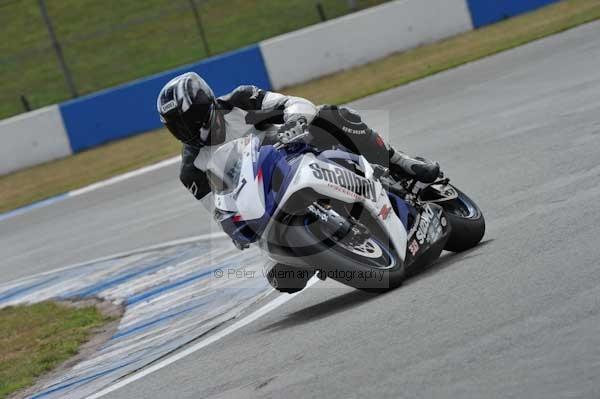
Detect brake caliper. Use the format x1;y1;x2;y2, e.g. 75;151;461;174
307;203;369;244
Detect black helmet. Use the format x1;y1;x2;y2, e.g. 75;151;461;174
157;72;221;148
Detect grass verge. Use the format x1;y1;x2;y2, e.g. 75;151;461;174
1;0;599;214
0;130;180;214
0;302;111;398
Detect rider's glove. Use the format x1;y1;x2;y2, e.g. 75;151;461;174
277;116;308;144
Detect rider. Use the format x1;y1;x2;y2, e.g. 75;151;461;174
156;72;440;201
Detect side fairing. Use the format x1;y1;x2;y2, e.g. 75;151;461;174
212;141;409;262
276;153;407;261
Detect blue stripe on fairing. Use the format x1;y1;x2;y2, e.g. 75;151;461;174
0;276;59;303
60;248;194;299
30;358;140;399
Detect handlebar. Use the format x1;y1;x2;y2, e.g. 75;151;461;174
273;131;311;150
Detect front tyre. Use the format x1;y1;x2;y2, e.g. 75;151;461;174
441;189;485;252
284;216;405;292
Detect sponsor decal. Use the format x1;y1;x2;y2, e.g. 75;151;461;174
429;209;444;243
443;186;457;198
341;126;367;135
378;204;391;220
415;205;436;244
408;239;420;256
232;178;247;200
309;162;377;202
161;100;177;113
415;206;445;245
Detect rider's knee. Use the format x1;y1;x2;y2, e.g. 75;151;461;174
312;105;374;151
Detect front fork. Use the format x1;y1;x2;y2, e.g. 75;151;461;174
306;202;369;245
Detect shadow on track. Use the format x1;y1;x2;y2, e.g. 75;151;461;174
260;239;493;333
404;239;494;284
259;289;380;333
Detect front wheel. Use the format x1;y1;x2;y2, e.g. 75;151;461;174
283;215;406;291
440;189;485;252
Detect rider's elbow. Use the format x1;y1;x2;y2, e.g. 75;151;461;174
180;167;210;200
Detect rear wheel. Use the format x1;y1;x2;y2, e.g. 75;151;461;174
440;189;485;252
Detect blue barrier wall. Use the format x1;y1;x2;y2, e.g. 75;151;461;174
60;45;271;153
466;0;560;28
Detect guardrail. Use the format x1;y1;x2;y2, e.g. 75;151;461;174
0;0;560;175
0;105;71;174
59;45;271;153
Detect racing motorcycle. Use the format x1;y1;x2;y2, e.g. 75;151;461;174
206;133;485;292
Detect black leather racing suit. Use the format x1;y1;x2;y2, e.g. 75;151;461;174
180;85;415;200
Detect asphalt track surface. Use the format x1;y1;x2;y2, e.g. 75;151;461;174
2;21;600;399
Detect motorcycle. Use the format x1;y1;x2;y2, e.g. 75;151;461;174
205;133;485;292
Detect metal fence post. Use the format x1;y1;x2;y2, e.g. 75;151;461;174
316;2;327;21
37;0;78;98
188;0;211;56
20;95;32;112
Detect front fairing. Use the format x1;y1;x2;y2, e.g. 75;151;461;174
210;136;289;244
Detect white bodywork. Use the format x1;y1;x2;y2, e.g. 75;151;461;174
208;136;266;221
209;136;408;262
279;153;407;261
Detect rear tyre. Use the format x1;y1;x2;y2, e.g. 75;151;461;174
441;189;485;252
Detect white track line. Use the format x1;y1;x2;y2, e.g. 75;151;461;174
69;156;179;196
0;156;180;223
87;276;318;399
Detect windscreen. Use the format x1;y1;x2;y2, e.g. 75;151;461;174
205;138;245;195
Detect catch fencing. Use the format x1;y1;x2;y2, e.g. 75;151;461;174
0;0;388;119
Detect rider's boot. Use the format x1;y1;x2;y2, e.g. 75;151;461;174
389;150;440;183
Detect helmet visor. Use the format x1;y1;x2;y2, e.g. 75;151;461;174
164;101;215;148
164;116;200;148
